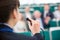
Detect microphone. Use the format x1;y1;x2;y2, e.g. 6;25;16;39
26;18;32;26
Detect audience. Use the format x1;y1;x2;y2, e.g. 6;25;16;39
53;5;60;19
33;10;44;30
18;4;60;29
14;13;28;33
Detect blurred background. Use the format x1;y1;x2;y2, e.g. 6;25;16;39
13;0;60;40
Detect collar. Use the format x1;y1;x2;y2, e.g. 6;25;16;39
0;23;13;32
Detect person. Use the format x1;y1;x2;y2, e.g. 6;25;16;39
24;6;32;19
53;5;60;19
13;13;28;33
41;4;54;19
41;4;54;28
0;0;43;40
33;10;44;30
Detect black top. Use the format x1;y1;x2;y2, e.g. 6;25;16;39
0;24;43;40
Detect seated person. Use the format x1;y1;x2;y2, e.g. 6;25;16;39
33;10;44;30
33;10;50;29
41;4;54;29
41;4;54;19
53;5;60;19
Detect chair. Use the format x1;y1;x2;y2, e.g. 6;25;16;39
58;21;60;27
18;32;32;36
49;20;57;27
40;30;50;40
49;27;60;40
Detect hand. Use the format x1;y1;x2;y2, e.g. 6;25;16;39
44;19;49;24
44;17;50;24
28;19;40;35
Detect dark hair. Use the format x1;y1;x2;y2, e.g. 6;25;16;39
0;0;20;23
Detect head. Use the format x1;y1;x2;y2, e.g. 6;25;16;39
45;16;51;20
33;10;41;19
58;5;60;11
25;6;30;13
0;0;20;27
44;4;50;10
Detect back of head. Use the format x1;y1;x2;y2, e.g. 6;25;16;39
0;0;20;23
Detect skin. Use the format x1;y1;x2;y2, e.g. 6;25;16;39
44;4;50;11
25;6;30;13
33;11;41;19
44;16;51;24
58;5;60;11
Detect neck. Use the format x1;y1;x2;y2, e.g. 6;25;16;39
7;20;16;28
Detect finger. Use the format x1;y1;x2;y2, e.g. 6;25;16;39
28;18;34;22
28;18;35;26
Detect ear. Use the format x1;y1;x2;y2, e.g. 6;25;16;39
12;9;18;19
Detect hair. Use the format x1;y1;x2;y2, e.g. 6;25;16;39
0;0;20;23
34;10;41;14
44;4;49;5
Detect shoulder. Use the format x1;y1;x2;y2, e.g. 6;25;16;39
0;32;37;40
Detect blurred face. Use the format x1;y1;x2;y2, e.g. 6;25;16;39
58;5;60;11
34;11;41;18
45;16;51;20
44;4;50;10
25;7;30;12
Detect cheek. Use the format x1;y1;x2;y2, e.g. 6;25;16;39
18;14;20;20
15;13;19;21
37;14;40;17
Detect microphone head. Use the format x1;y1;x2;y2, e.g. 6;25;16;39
26;18;31;22
26;18;32;26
